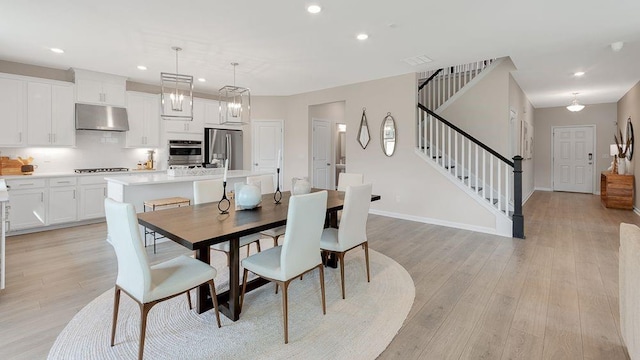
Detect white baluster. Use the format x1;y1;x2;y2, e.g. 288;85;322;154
475;144;479;192
490;155;494;206
498;159;502;212
506;163;510;216
468;138;472;189
482;148;486;199
429;114;434;159
447;127;451;171
457;65;461;93
454;131;458;179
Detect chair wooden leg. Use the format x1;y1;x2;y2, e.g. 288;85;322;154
110;286;121;347
138;303;152;360
208;280;222;328
256;240;261;253
318;265;326;314
273;235;280;247
186;290;192;310
364;242;371;282
240;268;249;310
281;280;290;344
338;252;346;299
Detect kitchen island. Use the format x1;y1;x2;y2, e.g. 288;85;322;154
105;170;269;213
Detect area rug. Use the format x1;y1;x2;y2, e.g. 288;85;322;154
47;248;414;360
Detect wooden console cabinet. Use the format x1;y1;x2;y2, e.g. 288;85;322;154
601;172;634;209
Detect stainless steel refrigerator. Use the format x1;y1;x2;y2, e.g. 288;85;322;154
204;128;244;169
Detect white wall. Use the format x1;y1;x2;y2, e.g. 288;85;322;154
509;74;536;201
617;80;640;208
254;73;500;234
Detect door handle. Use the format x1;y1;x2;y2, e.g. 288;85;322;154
588;153;593;160
254;163;258;166
326;163;331;166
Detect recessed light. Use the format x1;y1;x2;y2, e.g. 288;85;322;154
50;48;64;54
574;71;585;77
137;65;147;70
307;5;322;14
356;33;369;41
198;78;206;82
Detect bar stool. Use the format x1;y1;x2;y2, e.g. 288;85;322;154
143;196;190;253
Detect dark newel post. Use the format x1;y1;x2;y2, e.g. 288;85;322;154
512;156;525;239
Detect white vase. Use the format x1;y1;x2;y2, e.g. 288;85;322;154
618;157;627;175
235;183;262;209
292;177;311;195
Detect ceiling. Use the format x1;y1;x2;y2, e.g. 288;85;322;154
2;0;640;108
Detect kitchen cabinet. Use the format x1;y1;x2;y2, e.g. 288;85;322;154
0;76;26;146
79;176;107;220
5;179;46;231
74;69;127;107
48;177;77;224
163;115;204;134
27;82;75;146
194;98;220;127
126;91;160;147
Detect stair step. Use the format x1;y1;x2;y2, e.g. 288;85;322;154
471;186;482;191
458;176;469;180
432;155;442;159
444;165;455;169
486;198;499;205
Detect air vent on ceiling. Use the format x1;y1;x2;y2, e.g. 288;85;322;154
403;55;433;66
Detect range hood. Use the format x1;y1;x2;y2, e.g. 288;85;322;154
75;103;129;131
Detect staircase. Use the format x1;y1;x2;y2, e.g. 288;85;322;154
416;59;524;238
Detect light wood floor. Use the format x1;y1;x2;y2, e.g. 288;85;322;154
0;191;636;359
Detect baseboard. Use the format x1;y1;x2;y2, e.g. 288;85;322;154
369;208;509;238
523;189;535;204
634;207;640;217
7;218;105;236
534;187;552;192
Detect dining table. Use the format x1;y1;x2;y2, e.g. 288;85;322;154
137;188;381;321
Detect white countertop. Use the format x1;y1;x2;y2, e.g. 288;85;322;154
105;170;268;186
0;169;164;180
0;179;8;202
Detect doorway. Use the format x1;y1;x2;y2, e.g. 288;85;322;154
312;118;332;189
552;125;595;193
252;120;283;186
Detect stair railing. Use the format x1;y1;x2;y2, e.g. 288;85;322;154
417;103;524;238
418;59;495;111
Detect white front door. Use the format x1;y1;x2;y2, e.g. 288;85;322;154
252;120;283;186
553;126;595;193
312;119;332;189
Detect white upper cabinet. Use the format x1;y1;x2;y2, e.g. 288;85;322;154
0;76;26;146
73;69;127;107
163;98;204;134
27;81;75;146
126;91;160;148
199;98;220;127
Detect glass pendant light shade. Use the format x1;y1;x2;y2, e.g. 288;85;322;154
219;63;250;125
566;93;585;112
161;46;193;120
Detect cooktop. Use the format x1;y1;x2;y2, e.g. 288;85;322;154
74;167;129;174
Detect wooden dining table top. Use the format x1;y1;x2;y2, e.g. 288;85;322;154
137;189;381;251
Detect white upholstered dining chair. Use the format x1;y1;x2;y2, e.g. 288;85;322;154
337;172;363;191
193;179;262;259
240;190;328;344
320;183;372;299
105;198;221;360
247;174;287;246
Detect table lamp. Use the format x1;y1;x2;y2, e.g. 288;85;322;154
610;144;618;173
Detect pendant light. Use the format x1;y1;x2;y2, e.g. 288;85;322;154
219;62;250;125
161;46;194;120
566;92;585;112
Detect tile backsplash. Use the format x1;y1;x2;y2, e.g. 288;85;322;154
0;131;159;173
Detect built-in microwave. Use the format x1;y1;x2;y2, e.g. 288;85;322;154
167;140;203;166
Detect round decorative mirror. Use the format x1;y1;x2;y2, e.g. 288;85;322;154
381;112;396;156
627;117;634;160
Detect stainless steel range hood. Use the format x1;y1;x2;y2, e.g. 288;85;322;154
75;103;129;131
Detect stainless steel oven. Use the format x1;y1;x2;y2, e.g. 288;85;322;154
168;140;203;166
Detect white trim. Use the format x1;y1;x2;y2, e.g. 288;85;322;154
534;187;552;192
369;209;512;238
633;207;640;217
550;124;597;194
434;58;504;115
7;218;104;236
523;188;535;204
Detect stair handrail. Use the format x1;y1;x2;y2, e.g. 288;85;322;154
418;103;514;167
418;68;443;91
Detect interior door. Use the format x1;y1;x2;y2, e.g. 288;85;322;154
312;119;332;189
553;126;594;193
252;120;283;185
